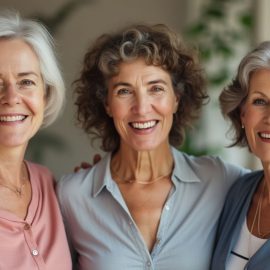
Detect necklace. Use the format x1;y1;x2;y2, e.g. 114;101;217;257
0;181;26;197
0;165;28;198
250;181;270;238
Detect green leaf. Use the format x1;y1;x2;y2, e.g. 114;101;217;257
239;13;253;29
186;23;207;37
209;69;230;85
204;6;225;19
200;48;212;61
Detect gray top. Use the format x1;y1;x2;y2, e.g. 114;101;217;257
57;147;248;270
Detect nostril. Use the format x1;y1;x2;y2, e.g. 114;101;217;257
0;88;21;105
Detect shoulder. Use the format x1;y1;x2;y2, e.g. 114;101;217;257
216;170;263;237
172;147;248;179
25;161;54;188
173;146;227;169
56;167;94;216
25;160;53;177
218;170;263;226
56;153;110;204
57;167;92;195
225;170;263;201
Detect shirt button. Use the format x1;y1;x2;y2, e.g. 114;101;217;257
146;261;151;267
24;224;31;230
32;249;39;256
165;204;170;210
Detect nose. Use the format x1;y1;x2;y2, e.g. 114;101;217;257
0;83;21;106
131;93;153;115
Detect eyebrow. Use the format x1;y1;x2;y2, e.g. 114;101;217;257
147;79;168;85
250;90;269;97
0;71;40;77
17;72;40;78
112;82;131;88
112;79;168;88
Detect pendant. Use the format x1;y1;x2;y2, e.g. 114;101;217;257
15;188;22;197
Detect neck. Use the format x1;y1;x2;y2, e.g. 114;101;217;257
0;145;27;187
261;161;270;203
111;142;174;184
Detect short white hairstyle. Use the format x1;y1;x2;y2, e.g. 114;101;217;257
0;11;65;127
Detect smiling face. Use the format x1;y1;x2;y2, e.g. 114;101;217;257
105;58;179;151
241;69;270;163
0;38;45;149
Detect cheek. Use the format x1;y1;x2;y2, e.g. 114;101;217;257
244;108;260;126
109;99;130;119
159;98;177;116
111;106;126;120
26;94;46;115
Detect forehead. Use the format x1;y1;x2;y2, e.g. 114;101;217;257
109;58;171;84
0;38;40;74
249;69;270;90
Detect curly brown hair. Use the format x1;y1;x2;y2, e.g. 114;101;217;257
74;23;208;152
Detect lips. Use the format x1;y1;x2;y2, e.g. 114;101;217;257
130;120;158;130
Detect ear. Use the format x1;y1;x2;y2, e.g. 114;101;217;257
43;85;49;104
240;104;246;126
104;101;112;117
173;93;180;113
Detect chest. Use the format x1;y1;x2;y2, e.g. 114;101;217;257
0;181;31;219
73;184;218;270
118;178;172;251
71;176;229;270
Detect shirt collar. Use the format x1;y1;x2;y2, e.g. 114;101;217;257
92;147;201;197
92;152;116;197
171;147;201;183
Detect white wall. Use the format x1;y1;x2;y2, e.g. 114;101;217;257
254;0;270;43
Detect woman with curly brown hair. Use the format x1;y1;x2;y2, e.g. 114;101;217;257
57;23;247;270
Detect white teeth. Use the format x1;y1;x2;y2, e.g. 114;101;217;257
132;121;156;129
260;133;270;139
0;115;26;122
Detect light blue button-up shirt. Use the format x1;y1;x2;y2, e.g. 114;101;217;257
57;147;248;270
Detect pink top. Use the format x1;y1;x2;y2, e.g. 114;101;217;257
0;161;72;270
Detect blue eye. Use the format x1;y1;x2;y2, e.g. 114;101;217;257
117;88;131;96
150;86;164;93
18;79;35;88
253;98;267;105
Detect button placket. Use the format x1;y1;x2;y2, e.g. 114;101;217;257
32;249;39;256
22;222;46;268
24;223;31;230
146;260;152;269
23;223;39;257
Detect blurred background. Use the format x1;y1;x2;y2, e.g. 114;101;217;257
0;0;269;179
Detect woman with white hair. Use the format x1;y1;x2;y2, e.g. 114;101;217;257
0;11;71;269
